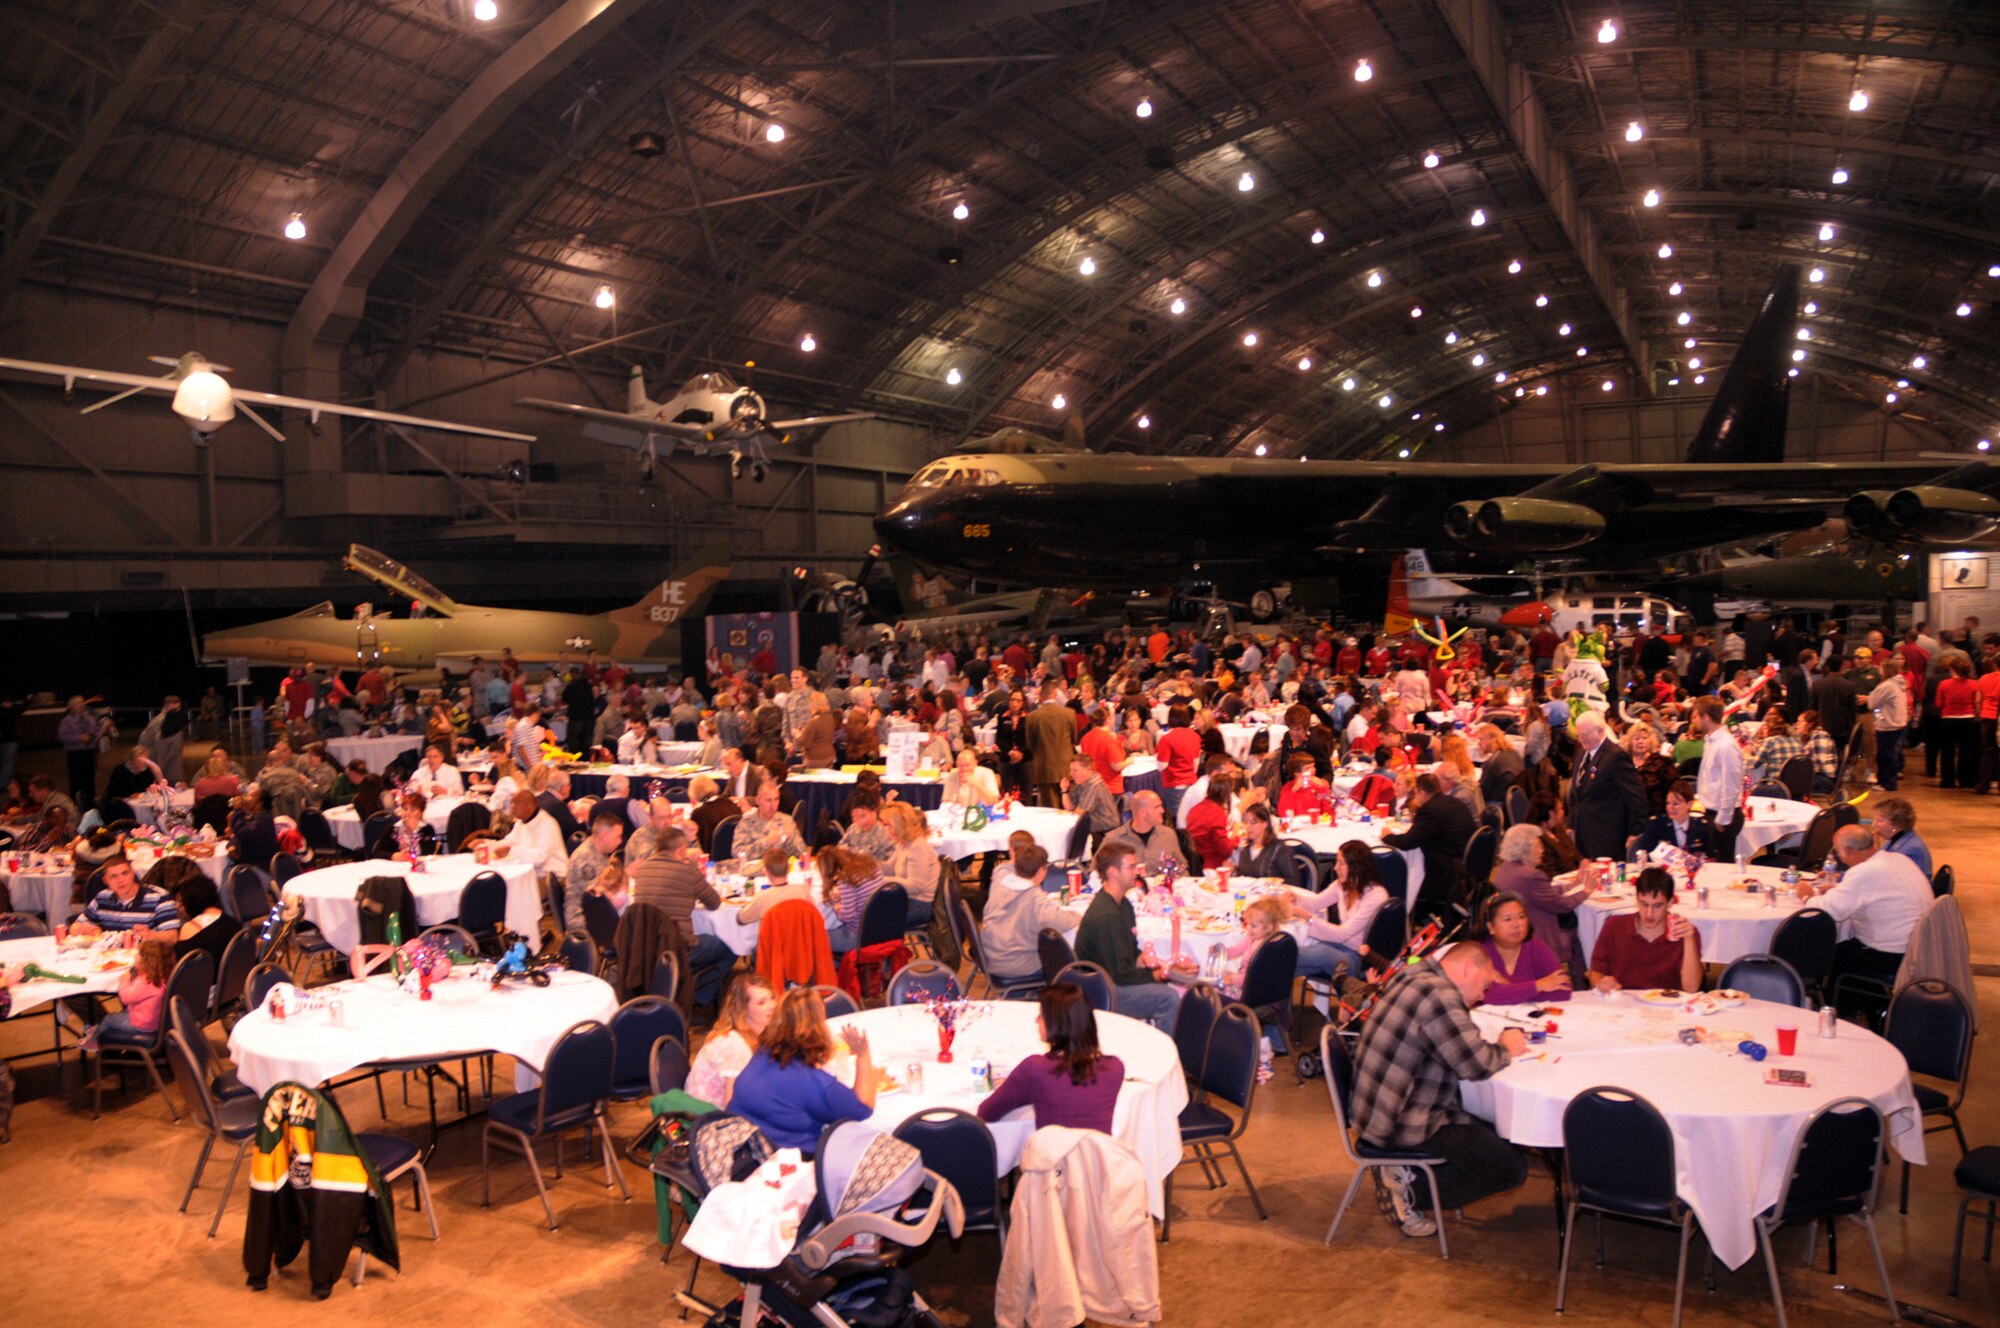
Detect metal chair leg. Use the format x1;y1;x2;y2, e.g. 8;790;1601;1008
1950;1195;1973;1296
519;1132;559;1230
1757;1221;1790;1328
1417;1163;1451;1259
1671;1214;1694;1328
1224;1139;1267;1220
412;1165;440;1239
1857;1213;1899;1322
597;1115;631;1199
181;1134;217;1213
1555;1199;1580;1312
143;1051;180;1121
208;1138;251;1238
1326;1169;1366;1244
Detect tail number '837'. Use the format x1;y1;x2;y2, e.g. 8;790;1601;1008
961;522;992;539
647;579;689;624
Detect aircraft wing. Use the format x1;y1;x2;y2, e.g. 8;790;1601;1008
0;357;178;392
516;398;707;439
769;411;876;431
230;387;534;442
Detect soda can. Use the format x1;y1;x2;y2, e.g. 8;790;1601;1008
327;997;345;1028
968;1056;991;1093
905;1060;924;1094
1818;1006;1839;1039
1695;885;1710;908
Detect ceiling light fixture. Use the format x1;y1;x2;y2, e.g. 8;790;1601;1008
1809;267;1825;282
1897;379;1910;389
1535;294;1550;307
593;284;615;309
1169;296;1187;315
1310;228;1326;245
1831;164;1850;184
1819;223;1836;242
1378;393;1393;408
1052;393;1068;409
1297;355;1314;371
1885;391;1898;403
1445;331;1459;345
1367;271;1384;287
283;212;307;240
1657;243;1673;259
1978;438;1993;451
473;0;497;19
1576;346;1589;356
1254;443;1267;456
1472;353;1486;366
1803;301;1818;314
1849;87;1869;112
1684;337;1696;349
1135;97;1153;118
952;201;970;221
1797;328;1811;340
797;332;816;351
1508;259;1523;274
1642;188;1661;207
1354;59;1373;82
945;367;961;385
1535;384;1548;396
1237;171;1255;192
1242;331;1260;347
1136;414;1150;429
1677;310;1693;325
1792;349;1807;362
1423;152;1441;169
1558;322;1572;335
1669;281;1683;296
1601;379;1615;391
1342;377;1357;391
1598;19;1618;43
1789;368;1800;377
764;123;786;143
1409;306;1423;318
1956;302;1974;317
1912;355;1929;369
1625;121;1644;142
1689;357;1702;368
1078;256;1096;276
1469;208;1487;226
1693;374;1706;384
1493;370;1506;381
1398;448;1412;458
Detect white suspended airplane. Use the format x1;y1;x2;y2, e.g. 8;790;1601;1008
0;352;535;445
519;364;874;480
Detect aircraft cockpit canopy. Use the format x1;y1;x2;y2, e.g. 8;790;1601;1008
908;459;1005;490
689;370;741;394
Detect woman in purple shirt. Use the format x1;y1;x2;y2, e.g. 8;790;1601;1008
1476;891;1573;1006
977;983;1124;1134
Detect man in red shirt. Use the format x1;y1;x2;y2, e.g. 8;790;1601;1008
1586;868;1703;994
1003;638;1032;676
1364;642;1393;677
1154;704;1203;822
1079;707;1127;796
1529;626;1560;670
1313;630;1335;669
1336;637;1361;675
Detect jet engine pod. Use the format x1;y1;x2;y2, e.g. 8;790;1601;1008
1843;490;1896;537
1446;497;1606;553
1884;486;2000;544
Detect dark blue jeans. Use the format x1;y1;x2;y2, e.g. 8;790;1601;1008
1875;728;1904;791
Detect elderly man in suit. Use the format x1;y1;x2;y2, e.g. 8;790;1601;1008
1024;683;1080;808
1566;710;1648;861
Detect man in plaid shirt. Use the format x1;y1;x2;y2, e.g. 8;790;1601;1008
1349;945;1528;1237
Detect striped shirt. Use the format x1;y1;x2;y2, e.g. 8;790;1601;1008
84;883;184;933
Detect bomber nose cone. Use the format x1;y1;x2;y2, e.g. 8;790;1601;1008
874;493;936;552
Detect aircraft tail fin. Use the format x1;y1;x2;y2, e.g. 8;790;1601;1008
626;364;650;414
891;557;973;615
608;540;732;643
1681;263;1798;465
1384;555;1417;637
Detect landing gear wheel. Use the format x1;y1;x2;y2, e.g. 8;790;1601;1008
1249;588;1279;622
749;460;768;482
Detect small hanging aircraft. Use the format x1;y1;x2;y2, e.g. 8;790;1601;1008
0;352;535;444
518;364;874;480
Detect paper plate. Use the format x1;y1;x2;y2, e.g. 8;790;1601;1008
1632;988;1691;1006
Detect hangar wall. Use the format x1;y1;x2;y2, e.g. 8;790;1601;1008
1418;373;1955;465
0;287;930;608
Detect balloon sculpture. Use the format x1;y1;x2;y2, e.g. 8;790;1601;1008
1414;616;1469;663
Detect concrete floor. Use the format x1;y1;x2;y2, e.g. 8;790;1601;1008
3;774;1994;1327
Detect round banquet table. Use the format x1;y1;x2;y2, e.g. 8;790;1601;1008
127;845;231;893
1119;756;1162;798
228;967;619;1096
1461;990;1924;1269
1267;816;1427;914
2;857;79;922
0;935;129;1018
324;796;470;851
282;855;542;955
784;772;944;834
566;764;709;799
126;788;194;826
692;869;838;957
927;805;1081;862
1573;862;1852;968
1218;721;1285;764
1730;796;1818;858
830;1002;1188;1218
327;734;423;773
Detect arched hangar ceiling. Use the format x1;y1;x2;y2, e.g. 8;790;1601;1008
2;0;1996;462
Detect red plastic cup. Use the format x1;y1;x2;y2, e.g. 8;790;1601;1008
1775;1024;1798;1057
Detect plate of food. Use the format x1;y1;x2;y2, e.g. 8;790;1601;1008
1708;988;1749;1003
1632;988;1690;1006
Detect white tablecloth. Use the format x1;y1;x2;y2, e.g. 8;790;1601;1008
327;734;423;772
1218;722;1285;764
1267;818;1426;914
692;873;837;957
324;796;472;851
283;855;542;955
1462;991;1924;1268
0;935;128;1016
3;863;76;921
127;788;194;826
833;1002;1189;1218
1056;875;1308;967
228;968;619;1095
1574;862;1852;968
1732;796;1818;857
927;806;1080;862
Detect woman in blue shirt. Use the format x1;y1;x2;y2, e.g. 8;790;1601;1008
1872;796;1933;878
730;989;878;1153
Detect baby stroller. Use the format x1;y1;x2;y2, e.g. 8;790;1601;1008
673;1114;964;1328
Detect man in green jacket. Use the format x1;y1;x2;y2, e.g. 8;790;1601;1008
1074;840;1181;1032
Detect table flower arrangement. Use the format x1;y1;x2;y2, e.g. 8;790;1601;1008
924;994;988;1062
